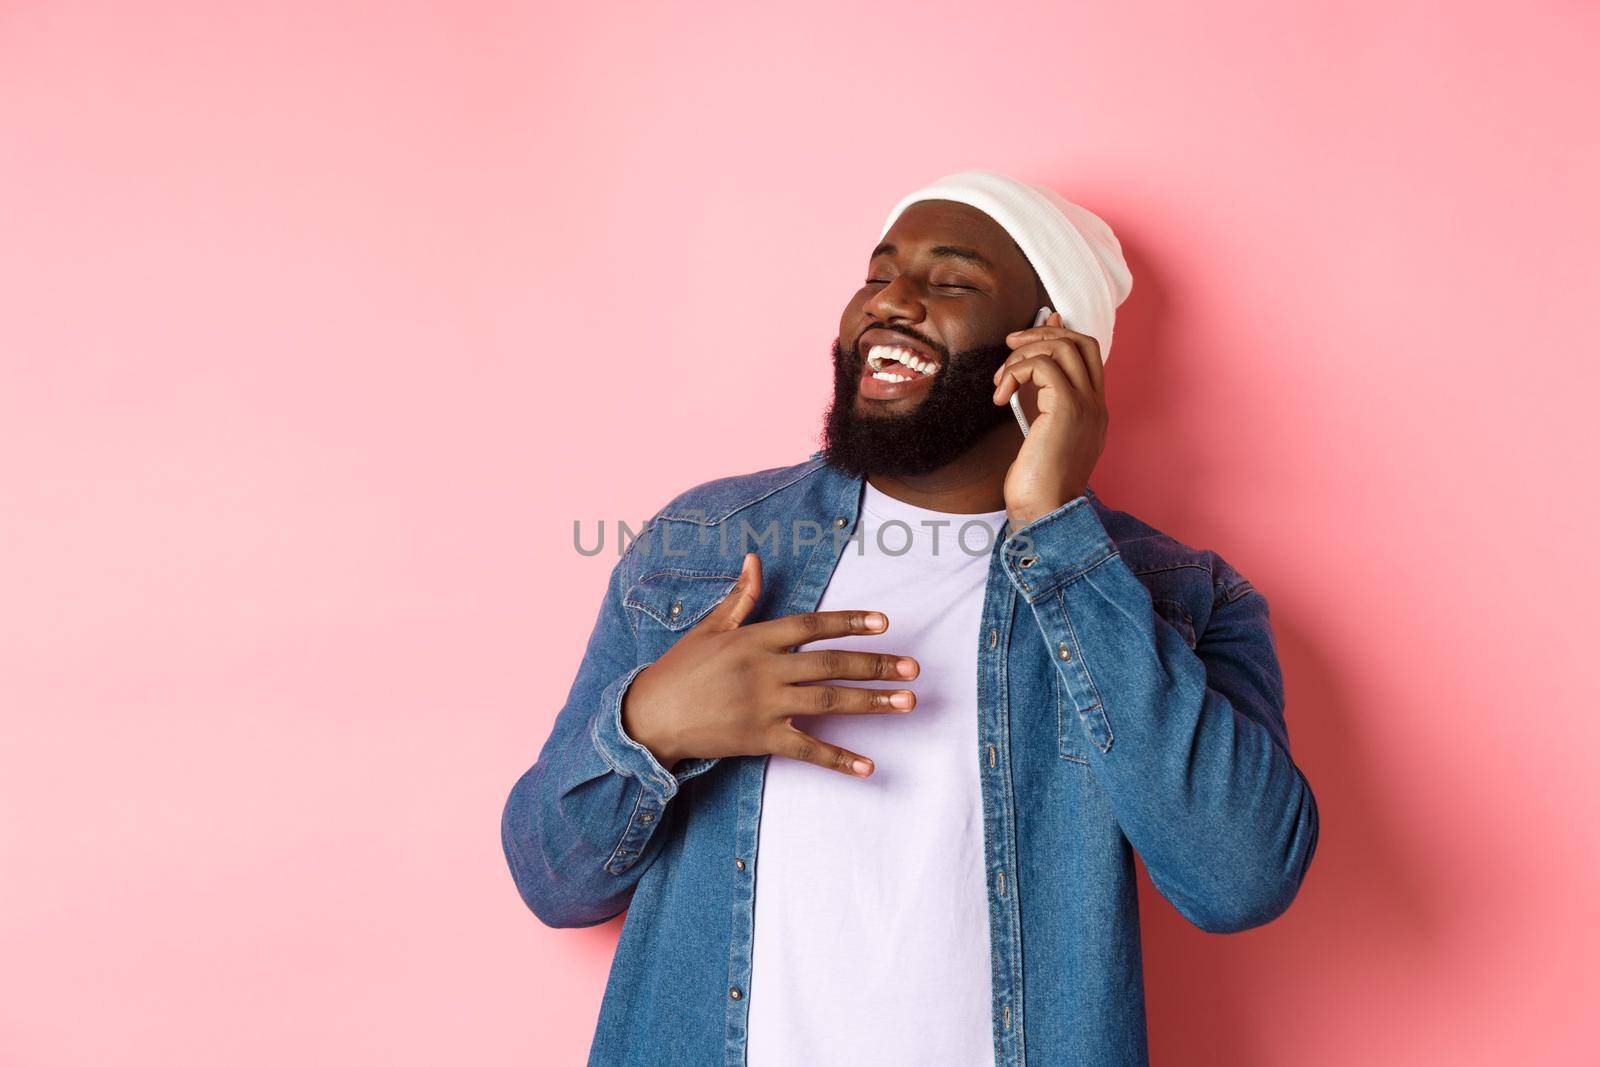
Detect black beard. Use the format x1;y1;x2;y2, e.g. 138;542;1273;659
821;334;1016;477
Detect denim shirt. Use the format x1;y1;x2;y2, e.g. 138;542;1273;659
502;454;1319;1066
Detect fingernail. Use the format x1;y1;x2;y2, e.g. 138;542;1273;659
896;658;917;678
889;691;913;709
851;758;873;777
864;612;887;631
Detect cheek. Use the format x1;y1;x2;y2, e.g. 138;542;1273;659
928;316;985;355
937;310;1005;352
840;291;869;327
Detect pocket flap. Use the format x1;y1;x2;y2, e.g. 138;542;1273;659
624;570;740;631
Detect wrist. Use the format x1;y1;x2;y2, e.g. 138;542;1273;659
1008;503;1052;527
1009;483;1087;529
620;682;683;771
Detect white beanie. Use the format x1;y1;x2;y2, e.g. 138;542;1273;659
878;170;1134;361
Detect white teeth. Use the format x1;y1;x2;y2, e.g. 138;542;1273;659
866;344;938;376
871;371;913;382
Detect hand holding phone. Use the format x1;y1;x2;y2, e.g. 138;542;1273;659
994;305;1110;526
1008;305;1055;437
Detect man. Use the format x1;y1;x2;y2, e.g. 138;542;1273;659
502;170;1319;1066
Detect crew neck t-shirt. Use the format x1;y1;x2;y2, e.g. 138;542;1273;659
745;482;1007;1066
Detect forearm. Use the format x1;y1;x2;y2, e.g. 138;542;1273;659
1006;497;1319;932
501;666;683;927
501;544;720;928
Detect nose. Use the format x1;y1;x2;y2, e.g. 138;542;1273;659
862;274;926;325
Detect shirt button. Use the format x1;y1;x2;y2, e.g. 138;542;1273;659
988;628;998;649
1059;641;1072;662
734;857;746;871
729;987;743;1000
834;517;848;528
988;744;997;768
639;811;654;824
1019;555;1038;569
669;601;682;619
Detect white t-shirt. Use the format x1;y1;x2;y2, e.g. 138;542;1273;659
746;482;1006;1066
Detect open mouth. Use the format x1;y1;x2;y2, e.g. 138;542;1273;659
863;343;940;383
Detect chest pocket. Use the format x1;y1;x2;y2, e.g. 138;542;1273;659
624;569;740;653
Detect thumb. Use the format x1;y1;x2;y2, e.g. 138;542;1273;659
706;552;762;631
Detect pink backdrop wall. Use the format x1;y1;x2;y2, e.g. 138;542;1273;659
3;2;1596;1063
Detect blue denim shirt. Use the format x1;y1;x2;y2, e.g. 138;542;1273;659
502;454;1318;1066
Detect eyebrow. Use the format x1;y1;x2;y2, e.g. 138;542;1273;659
870;241;996;271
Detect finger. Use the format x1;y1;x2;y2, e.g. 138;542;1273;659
995;342;1093;401
1081;330;1105;396
1004;321;1070;344
1043;336;1095;397
781;648;919;683
994;338;1070;383
703;552;762;632
993;354;1068;406
993;343;1043;384
747;608;889;649
994;335;1091;387
1036;313;1104;395
789;683;918;715
770;723;876;778
1036;313;1100;396
1004;318;1100;348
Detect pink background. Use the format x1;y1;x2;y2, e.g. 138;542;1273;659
2;2;1596;1063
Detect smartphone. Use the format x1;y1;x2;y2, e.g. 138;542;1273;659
1009;305;1054;437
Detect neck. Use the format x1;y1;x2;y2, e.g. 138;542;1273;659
866;421;1020;514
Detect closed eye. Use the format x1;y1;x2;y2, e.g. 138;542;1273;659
863;278;977;291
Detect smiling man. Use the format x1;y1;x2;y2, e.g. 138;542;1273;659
502;170;1319;1066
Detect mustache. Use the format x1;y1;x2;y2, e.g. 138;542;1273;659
852;324;949;362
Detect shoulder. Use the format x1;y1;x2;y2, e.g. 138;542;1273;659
1086;488;1257;606
651;452;842;526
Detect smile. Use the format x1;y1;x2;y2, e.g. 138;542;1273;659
864;344;940;382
